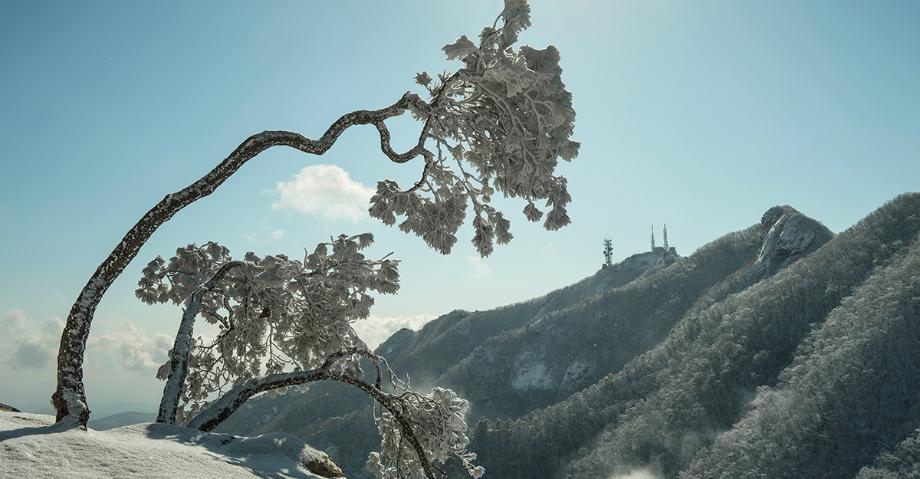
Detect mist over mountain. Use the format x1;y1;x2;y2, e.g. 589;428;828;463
221;193;920;478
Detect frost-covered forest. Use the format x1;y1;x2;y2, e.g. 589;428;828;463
220;195;920;478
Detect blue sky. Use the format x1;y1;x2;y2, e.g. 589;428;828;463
1;0;918;414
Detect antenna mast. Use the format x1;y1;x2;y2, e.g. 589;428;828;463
603;238;613;268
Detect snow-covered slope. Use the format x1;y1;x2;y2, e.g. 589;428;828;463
0;412;343;478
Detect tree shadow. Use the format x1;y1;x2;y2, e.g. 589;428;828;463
1;412;337;477
143;422;339;478
0;413;74;442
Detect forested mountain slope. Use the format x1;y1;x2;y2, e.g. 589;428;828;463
378;247;679;386
439;205;830;422
857;426;920;478
220;199;857;478
218;244;679;465
471;193;920;478
683;231;920;478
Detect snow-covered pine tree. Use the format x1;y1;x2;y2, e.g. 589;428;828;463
52;4;579;464
136;235;481;478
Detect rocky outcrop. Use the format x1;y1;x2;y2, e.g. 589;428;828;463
0;403;20;413
145;422;346;478
217;431;346;477
755;205;833;275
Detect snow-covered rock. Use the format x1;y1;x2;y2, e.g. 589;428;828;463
560;361;593;390
0;412;344;478
755;205;833;274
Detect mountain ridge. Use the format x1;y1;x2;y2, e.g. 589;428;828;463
222;194;920;478
473;193;920;478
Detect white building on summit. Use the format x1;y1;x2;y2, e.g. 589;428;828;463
604;226;678;269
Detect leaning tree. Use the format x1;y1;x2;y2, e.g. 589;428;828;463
137;235;483;478
53;0;578;443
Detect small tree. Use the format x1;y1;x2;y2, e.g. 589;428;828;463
53;0;578;434
136;236;393;422
137;235;482;478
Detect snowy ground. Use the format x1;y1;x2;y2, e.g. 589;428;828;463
0;412;343;478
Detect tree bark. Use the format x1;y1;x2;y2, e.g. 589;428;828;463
157;261;244;424
53;93;425;427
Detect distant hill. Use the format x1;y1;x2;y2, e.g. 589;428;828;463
89;411;157;431
222;194;920;479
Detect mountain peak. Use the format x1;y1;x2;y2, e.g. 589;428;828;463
756;205;833;274
760;205;800;231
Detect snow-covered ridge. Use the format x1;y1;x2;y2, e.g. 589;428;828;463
0;412;343;478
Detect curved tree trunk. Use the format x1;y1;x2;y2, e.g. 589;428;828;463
52;93;426;427
156;295;201;424
185;367;437;479
156;261;244;424
185;369;327;432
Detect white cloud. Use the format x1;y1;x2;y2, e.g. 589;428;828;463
467;255;493;278
0;310;62;370
273;164;374;221
11;341;54;369
353;314;436;350
0;309;27;336
242;229;288;243
0;310;170;373
87;323;172;372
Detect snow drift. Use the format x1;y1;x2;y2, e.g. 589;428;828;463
0;411;343;478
